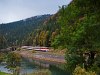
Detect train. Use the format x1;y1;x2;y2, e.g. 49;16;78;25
21;46;49;52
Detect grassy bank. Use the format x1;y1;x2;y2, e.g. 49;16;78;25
28;69;51;75
0;72;11;75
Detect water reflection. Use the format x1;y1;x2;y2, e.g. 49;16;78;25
0;64;12;74
0;59;70;75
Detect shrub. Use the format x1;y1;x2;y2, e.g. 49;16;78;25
73;66;96;75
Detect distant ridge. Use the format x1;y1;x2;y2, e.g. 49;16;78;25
0;14;51;46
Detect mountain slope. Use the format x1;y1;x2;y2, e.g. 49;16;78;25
25;0;100;73
0;14;51;46
24;12;61;46
52;0;100;73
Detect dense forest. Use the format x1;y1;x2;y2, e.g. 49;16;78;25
25;13;60;46
0;14;51;48
0;0;100;74
26;0;100;74
53;0;100;74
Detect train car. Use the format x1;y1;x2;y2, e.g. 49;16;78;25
33;47;49;52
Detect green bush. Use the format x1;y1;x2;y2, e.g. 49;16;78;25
0;53;5;63
73;66;96;75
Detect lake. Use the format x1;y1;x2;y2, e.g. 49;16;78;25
0;58;70;75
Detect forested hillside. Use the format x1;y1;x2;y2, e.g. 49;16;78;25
22;0;100;73
0;0;100;74
24;13;60;46
52;0;100;74
0;14;51;47
0;35;7;49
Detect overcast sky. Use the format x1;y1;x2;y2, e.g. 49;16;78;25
0;0;72;23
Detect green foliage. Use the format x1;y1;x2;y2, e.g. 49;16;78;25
0;72;11;75
0;53;5;63
6;52;21;68
51;0;100;73
0;15;51;47
16;48;21;51
73;66;96;75
0;35;7;49
25;14;60;47
65;53;84;72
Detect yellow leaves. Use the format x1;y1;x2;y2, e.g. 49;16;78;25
38;31;47;46
73;66;96;75
86;71;96;75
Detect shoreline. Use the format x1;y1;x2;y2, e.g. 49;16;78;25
15;50;66;64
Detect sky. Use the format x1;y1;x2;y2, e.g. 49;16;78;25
0;0;72;23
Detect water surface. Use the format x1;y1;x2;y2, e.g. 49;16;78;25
0;58;70;75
